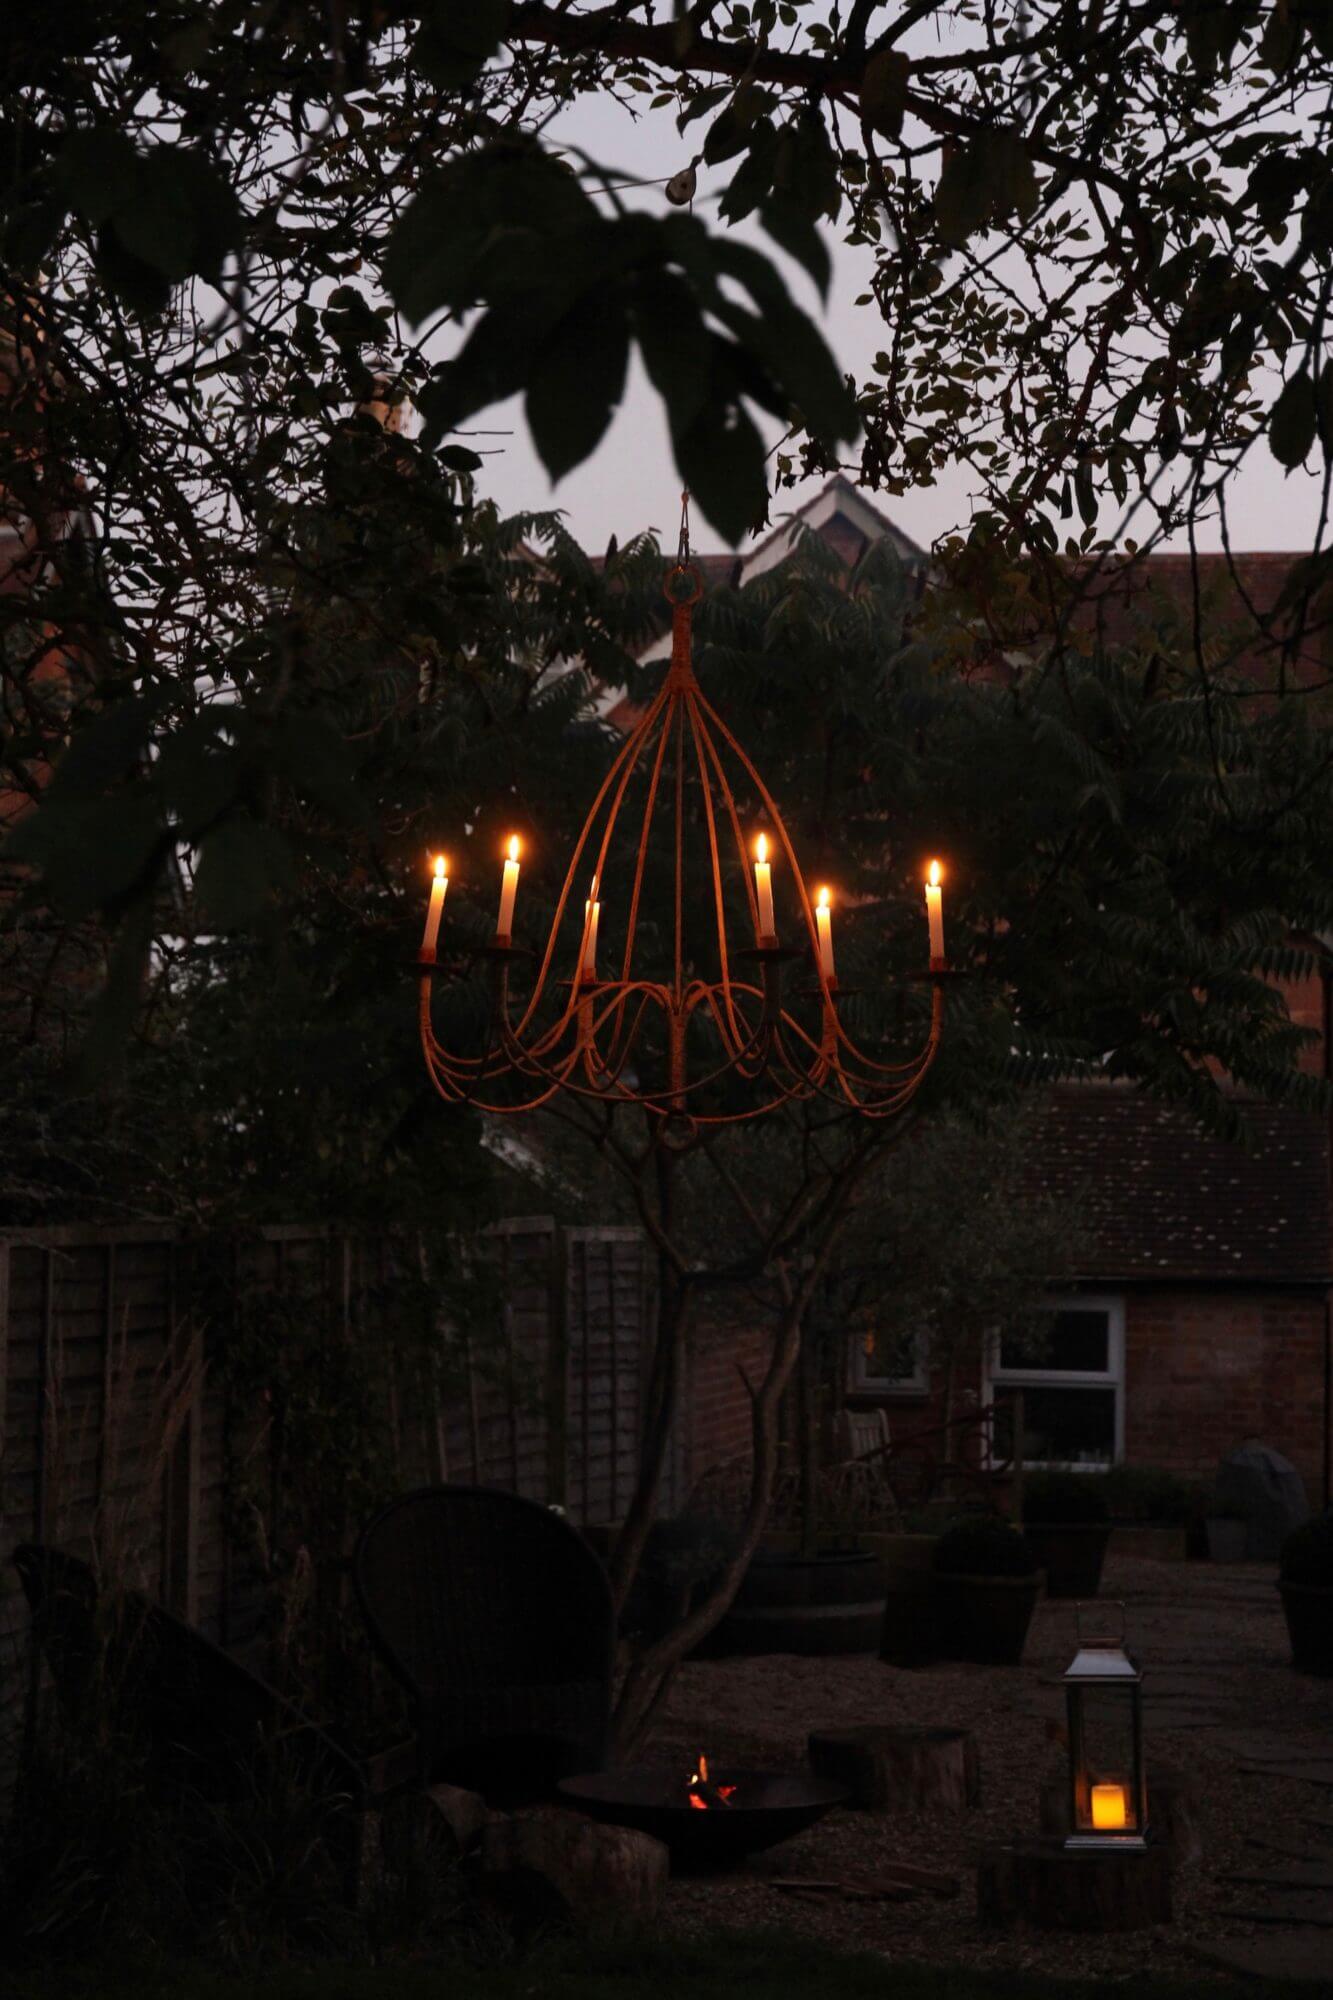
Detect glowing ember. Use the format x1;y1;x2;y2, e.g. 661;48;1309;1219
686;1752;737;1810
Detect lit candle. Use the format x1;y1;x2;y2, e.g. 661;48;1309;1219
582;878;600;981
496;834;521;939
1091;1783;1128;1831
754;833;776;941
925;858;945;966
815;885;836;982
420;854;448;960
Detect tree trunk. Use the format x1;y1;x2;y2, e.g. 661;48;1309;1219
808;1725;980;1815
977;1838;1172;1932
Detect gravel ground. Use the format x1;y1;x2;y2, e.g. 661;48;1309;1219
640;1556;1331;1981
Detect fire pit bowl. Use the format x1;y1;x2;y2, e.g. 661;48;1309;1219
557;1767;847;1870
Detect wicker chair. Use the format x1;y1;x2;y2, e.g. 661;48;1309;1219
352;1484;614;1801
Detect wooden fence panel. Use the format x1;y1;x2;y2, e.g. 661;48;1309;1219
1;1217;659;1725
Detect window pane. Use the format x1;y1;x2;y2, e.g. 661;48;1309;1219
1000;1309;1110;1376
860;1330;921;1385
998;1384;1116;1465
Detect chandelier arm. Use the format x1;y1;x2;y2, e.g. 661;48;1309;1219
690;680;826;971
684;692;750;1052
686;688;763;947
619;686;677;991
509;679;674;1046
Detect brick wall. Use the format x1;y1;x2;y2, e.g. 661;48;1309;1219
683;1306;773;1492
1125;1289;1328;1498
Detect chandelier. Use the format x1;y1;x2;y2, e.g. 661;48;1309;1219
415;498;950;1140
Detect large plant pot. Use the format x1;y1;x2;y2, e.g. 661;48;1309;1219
933;1571;1042;1666
1278;1580;1333;1676
1205;1517;1248;1565
1022;1523;1111;1600
1107;1523;1188;1563
878;1536;941;1667
714;1548;885;1657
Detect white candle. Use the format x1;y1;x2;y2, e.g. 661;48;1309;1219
582;880;600;981
925;858;945;965
815;886;836;982
1091;1782;1128;1831
754;833;776;941
496;834;521;939
420;854;448;960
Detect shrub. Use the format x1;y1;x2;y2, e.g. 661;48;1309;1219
1096;1463;1193;1524
933;1518;1038;1578
1280;1514;1333;1587
1022;1471;1110;1526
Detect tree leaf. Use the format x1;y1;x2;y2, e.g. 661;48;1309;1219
1318;369;1333;457
759;196;831;299
194;816;295;929
527;299;630;482
860;50;911;139
1270;368;1317;468
676;376;768;544
633;270;713;435
414;0;511;87
933;141;992;247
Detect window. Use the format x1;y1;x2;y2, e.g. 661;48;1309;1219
848;1328;928;1397
987;1297;1124;1468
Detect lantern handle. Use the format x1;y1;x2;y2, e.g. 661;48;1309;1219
1074;1598;1126;1648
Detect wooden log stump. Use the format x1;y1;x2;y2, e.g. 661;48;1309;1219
808;1725;980;1814
978;1837;1173;1932
480;1809;669;1933
1039;1763;1202;1867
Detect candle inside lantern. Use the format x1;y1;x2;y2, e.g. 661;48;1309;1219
420;854;448;960
925;858;945;966
815;886;836;982
582;878;600;981
1091;1783;1128;1831
754;833;776;941
496;835;521;940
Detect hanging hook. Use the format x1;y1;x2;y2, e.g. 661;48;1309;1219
677;488;691;567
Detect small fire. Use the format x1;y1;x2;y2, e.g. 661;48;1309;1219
687;1752;737;1811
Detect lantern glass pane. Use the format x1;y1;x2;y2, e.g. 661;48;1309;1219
1071;1684;1140;1833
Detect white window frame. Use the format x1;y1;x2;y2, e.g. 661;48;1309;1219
985;1293;1125;1469
848;1329;929;1398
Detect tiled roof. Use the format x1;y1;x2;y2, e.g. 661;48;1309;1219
1025;1084;1332;1284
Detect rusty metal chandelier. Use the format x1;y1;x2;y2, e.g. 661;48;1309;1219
415;497;949;1138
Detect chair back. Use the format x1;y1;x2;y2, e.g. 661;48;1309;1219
835;1406;891;1463
352;1485;614;1704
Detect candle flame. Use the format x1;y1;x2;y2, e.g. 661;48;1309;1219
506;835;521;863
927;858;942;888
433;855;447;880
755;833;769;864
816;885;830;911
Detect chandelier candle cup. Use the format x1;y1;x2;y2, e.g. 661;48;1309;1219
420;855;448;962
815;887;836;983
925;860;945;968
496;835;521;941
754;834;776;942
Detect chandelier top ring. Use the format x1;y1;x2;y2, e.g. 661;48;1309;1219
416;496;948;1138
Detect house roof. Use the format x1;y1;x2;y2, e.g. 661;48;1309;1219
1026;1084;1332;1286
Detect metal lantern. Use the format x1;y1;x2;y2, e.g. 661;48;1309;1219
1063;1604;1147;1850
